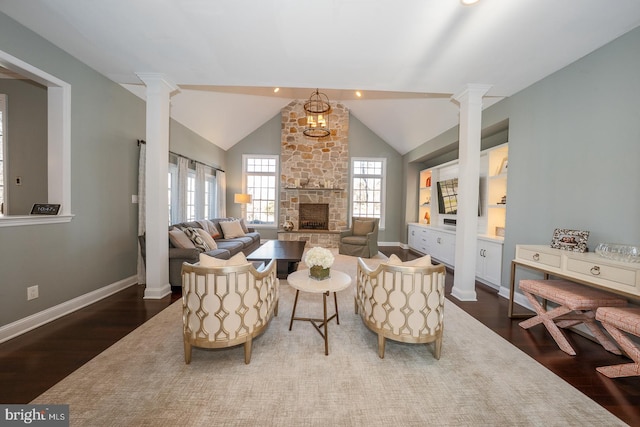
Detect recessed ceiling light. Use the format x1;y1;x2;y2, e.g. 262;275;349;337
273;87;280;93
461;0;479;5
355;91;362;97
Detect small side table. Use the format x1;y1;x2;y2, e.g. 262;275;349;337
287;269;352;355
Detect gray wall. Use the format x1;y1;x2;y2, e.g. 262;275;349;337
402;25;640;291
226;114;283;240
0;11;145;326
169;119;226;172
499;26;640;286
0;12;217;328
225;111;405;242
349;114;403;243
0;78;48;214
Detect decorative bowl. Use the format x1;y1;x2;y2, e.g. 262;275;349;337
595;243;640;263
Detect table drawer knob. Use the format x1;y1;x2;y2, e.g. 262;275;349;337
533;253;540;261
590;265;601;275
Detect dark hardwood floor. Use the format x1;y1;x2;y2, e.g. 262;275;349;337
1;247;638;425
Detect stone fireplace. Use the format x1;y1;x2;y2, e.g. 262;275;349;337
278;99;349;247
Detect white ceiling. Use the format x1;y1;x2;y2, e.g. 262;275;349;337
1;0;640;154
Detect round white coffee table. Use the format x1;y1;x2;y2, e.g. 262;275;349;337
287;269;352;355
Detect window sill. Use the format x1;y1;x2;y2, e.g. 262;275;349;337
0;214;74;227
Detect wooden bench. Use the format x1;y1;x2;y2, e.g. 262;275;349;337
518;279;626;355
595;307;640;378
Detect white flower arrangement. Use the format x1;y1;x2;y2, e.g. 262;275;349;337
304;247;334;269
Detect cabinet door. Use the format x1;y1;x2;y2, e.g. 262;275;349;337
477;240;503;286
431;230;455;266
408;225;419;250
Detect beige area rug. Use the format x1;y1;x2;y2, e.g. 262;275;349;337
33;250;626;426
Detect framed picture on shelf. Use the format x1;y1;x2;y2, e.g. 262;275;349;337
496;157;508;175
550;228;589;252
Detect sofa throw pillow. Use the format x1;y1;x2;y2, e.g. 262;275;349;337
196;228;218;250
169;229;196;249
219;220;246;239
387;253;432;267
199;252;249;267
353;220;375;236
238;218;250;233
182;227;211;252
196;220;221;239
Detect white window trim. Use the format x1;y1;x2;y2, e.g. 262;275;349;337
204;172;216;219
242;154;279;229
0;49;72;227
350;157;386;230
0;93;6;215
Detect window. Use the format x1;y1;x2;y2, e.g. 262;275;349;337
0;94;5;216
351;158;386;228
168;160;219;224
243;155;278;226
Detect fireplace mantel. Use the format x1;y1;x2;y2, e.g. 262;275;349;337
283;187;344;191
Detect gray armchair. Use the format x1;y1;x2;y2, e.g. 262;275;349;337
339;217;379;258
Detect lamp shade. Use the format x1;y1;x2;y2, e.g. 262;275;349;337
234;193;252;204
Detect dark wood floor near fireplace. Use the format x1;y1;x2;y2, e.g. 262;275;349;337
0;247;638;425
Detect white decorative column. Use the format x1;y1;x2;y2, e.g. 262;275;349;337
136;73;178;299
450;84;491;301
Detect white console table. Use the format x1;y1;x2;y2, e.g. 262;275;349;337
509;244;640;318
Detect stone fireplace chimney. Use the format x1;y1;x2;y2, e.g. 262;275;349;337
278;99;349;247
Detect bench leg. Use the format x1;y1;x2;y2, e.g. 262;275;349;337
579;312;622;355
519;291;576;355
596;323;640;378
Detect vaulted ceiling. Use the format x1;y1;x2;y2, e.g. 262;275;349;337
1;0;639;154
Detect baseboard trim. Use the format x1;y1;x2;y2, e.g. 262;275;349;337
498;286;533;311
0;276;138;344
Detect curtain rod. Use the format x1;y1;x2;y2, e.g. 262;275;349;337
137;140;225;173
169;150;225;173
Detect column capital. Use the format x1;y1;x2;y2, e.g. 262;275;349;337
135;72;179;94
452;84;492;104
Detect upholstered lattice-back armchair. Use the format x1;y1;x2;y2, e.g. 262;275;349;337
339;217;379;258
181;258;279;364
355;256;446;359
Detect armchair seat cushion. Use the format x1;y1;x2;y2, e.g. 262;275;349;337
341;235;369;245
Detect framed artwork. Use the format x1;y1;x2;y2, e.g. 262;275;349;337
550;228;589;252
30;203;61;215
497;157;508;175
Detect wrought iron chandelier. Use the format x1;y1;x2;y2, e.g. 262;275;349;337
303;89;331;138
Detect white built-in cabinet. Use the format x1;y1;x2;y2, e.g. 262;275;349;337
476;237;503;287
408;143;508;289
